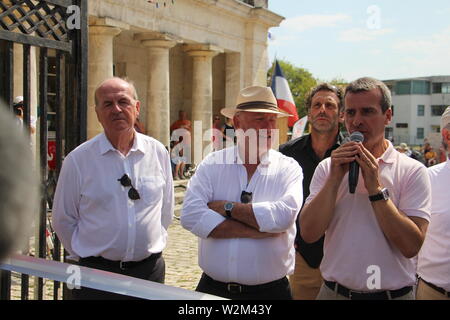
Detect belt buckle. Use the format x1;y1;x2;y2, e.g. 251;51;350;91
227;283;242;294
119;261;126;270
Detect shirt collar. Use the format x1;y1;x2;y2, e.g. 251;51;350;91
378;140;396;164
99;131;145;156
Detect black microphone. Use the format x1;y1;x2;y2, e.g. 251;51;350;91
348;131;364;194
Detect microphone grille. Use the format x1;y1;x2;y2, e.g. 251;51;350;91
350;131;364;143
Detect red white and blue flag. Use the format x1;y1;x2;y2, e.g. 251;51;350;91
270;60;299;127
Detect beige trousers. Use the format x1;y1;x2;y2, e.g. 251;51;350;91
416;279;450;300
289;251;323;300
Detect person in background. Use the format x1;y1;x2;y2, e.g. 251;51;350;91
279;83;344;300
416;106;450;300
0;107;37;261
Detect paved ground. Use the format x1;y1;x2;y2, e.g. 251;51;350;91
163;217;202;291
9;214;202;299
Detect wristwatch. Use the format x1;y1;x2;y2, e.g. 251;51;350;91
369;188;390;202
224;202;234;218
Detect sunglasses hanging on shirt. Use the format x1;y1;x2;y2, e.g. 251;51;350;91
118;174;141;200
240;191;253;204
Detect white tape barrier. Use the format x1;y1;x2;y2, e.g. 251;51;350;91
0;254;226;300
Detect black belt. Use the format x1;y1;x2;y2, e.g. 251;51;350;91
420;278;450;298
325;280;412;300
202;273;288;294
80;252;162;270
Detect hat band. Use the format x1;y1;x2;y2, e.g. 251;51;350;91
236;101;279;112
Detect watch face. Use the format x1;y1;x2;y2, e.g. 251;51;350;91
382;188;389;200
224;202;233;211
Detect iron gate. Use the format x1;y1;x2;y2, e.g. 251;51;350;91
0;0;87;300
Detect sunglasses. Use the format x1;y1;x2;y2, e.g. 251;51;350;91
118;174;141;200
240;191;253;204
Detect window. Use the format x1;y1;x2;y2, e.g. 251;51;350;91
396;123;408;128
395;81;411;95
417;105;425;116
443;83;450;94
431;105;448;116
432;82;450;94
411;80;430;95
433;83;442;93
416;128;424;139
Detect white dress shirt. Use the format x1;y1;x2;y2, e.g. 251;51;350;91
417;158;450;291
181;147;303;285
52;132;174;262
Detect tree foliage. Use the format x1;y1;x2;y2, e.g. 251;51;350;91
267;60;317;118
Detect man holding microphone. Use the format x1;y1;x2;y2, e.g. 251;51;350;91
300;77;431;300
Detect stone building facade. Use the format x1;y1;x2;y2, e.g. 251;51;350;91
87;0;283;151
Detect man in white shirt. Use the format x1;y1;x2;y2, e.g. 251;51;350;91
300;77;431;300
181;86;303;300
417;106;450;300
52;77;174;299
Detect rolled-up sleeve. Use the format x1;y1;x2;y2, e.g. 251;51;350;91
253;162;303;233
180;160;226;239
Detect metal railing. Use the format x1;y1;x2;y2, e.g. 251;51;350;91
0;254;225;300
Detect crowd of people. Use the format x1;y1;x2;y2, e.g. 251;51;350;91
3;75;445;300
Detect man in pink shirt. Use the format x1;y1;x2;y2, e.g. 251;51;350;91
300;77;431;300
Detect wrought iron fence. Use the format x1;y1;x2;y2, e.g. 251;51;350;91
0;0;87;300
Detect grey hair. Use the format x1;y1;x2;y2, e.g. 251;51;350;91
0;105;38;261
306;83;344;112
94;77;139;106
344;77;392;113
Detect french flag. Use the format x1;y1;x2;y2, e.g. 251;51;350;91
270;60;299;127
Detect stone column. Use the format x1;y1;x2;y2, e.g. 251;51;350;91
135;33;177;148
87;25;121;139
184;44;223;162
225;52;242;109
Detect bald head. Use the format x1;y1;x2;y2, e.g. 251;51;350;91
94;77;138;107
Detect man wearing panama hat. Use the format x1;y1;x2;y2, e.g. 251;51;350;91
181;86;303;299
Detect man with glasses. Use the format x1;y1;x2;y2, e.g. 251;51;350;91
52;77;174;299
181;86;303;299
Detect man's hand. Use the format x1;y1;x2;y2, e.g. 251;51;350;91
207;200;227;217
329;141;360;182
354;144;382;195
209;219;282;239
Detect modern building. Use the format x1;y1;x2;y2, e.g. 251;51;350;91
383;76;450;146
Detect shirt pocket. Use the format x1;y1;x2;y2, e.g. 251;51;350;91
138;176;165;205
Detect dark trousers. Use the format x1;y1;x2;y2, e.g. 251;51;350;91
196;273;292;300
72;253;165;300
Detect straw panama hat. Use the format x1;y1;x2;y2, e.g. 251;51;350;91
440;106;450;131
220;86;291;119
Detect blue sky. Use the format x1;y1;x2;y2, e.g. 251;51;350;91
268;1;450;82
